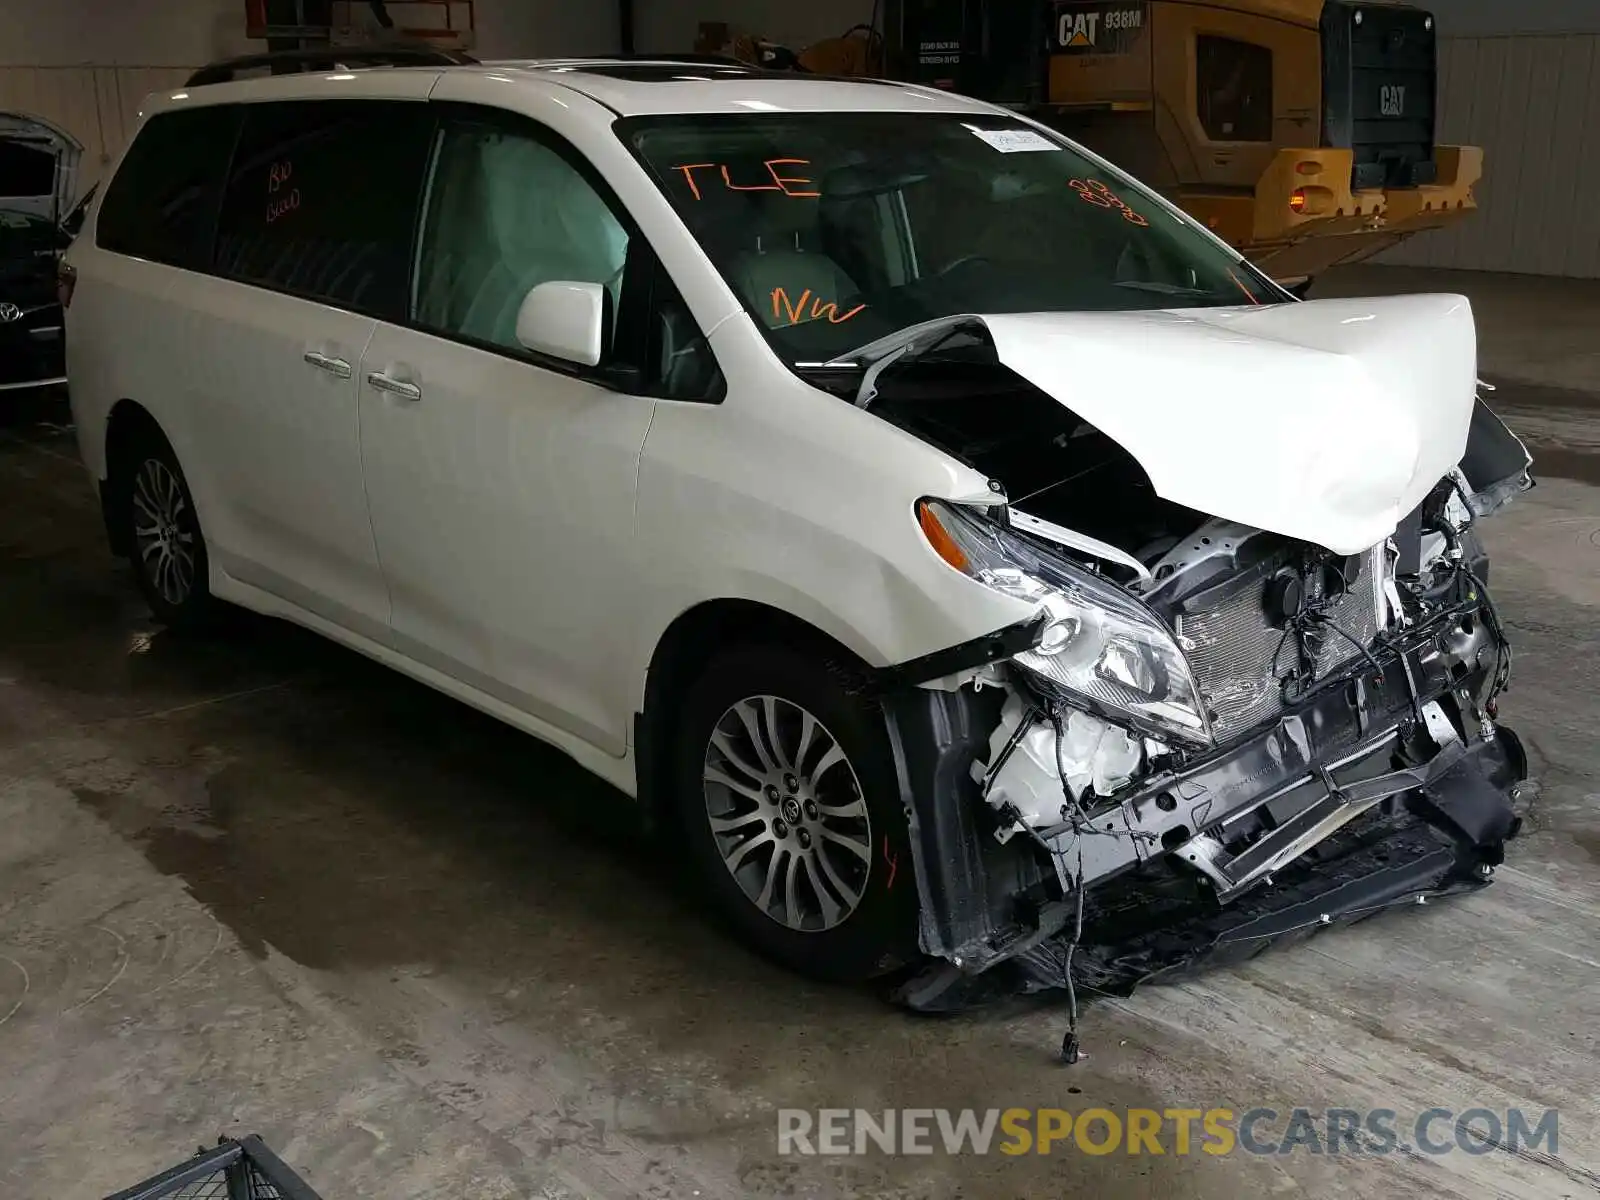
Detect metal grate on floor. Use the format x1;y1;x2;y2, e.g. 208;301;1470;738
105;1136;320;1200
147;1164;286;1200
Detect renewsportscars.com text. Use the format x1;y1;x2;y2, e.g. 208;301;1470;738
777;1107;1559;1157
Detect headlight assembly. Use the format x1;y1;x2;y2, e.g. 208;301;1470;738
918;500;1213;747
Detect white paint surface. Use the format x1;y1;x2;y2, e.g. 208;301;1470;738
983;294;1480;555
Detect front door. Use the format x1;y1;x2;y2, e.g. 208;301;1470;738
358;108;657;754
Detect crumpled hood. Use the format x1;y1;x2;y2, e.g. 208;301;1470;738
980;294;1478;555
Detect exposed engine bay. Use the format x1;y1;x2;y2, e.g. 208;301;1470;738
840;309;1535;1013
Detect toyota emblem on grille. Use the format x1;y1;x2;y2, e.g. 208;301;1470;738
0;302;23;323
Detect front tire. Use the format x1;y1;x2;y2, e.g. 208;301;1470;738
673;644;917;981
119;431;214;629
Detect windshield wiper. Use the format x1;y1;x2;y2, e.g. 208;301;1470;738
1112;279;1212;297
828;314;989;410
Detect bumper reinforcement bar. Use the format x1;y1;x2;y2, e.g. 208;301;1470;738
1178;736;1474;900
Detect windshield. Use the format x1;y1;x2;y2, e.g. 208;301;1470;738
619;111;1281;365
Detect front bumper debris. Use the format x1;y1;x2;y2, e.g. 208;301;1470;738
880;613;1527;1013
924;804;1502;1011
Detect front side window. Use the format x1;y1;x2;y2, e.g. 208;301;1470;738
414;119;632;355
620;112;1277;366
414;114;721;400
214;100;432;319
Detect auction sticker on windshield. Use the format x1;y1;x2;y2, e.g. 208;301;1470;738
970;128;1059;154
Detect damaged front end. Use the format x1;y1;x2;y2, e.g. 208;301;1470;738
885;487;1528;1011
856;308;1534;1012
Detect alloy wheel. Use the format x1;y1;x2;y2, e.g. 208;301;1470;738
702;695;873;933
131;457;197;607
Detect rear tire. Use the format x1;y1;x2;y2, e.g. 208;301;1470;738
673;643;918;982
117;430;215;630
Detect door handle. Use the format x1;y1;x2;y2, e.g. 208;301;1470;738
303;350;353;379
367;371;422;402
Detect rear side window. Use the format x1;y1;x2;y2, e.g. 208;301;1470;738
97;105;240;269
1196;36;1274;142
214;100;433;321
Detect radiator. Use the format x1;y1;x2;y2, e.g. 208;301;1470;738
1178;545;1386;743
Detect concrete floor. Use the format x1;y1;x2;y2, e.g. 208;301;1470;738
2;270;1598;1197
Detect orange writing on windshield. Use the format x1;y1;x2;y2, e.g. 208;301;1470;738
772;287;865;326
1069;178;1149;226
674;159;821;200
1226;267;1262;305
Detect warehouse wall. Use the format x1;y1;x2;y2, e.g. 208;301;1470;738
1368;0;1600;275
634;0;873;55
1379;34;1600;277
480;1;617;59
0;0;236;193
0;0;247;67
0;0;619;197
1430;0;1600;37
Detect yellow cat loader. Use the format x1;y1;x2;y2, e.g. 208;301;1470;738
705;1;1480;286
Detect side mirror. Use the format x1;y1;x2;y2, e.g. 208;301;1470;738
515;280;607;367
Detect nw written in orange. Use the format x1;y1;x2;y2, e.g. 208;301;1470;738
771;287;865;326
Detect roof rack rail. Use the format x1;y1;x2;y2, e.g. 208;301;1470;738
185;45;475;87
604;53;754;66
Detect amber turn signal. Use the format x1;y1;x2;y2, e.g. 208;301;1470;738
917;501;970;572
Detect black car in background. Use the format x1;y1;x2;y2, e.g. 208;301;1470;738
0;205;71;393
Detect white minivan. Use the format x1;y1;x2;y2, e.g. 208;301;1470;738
65;56;1533;1005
